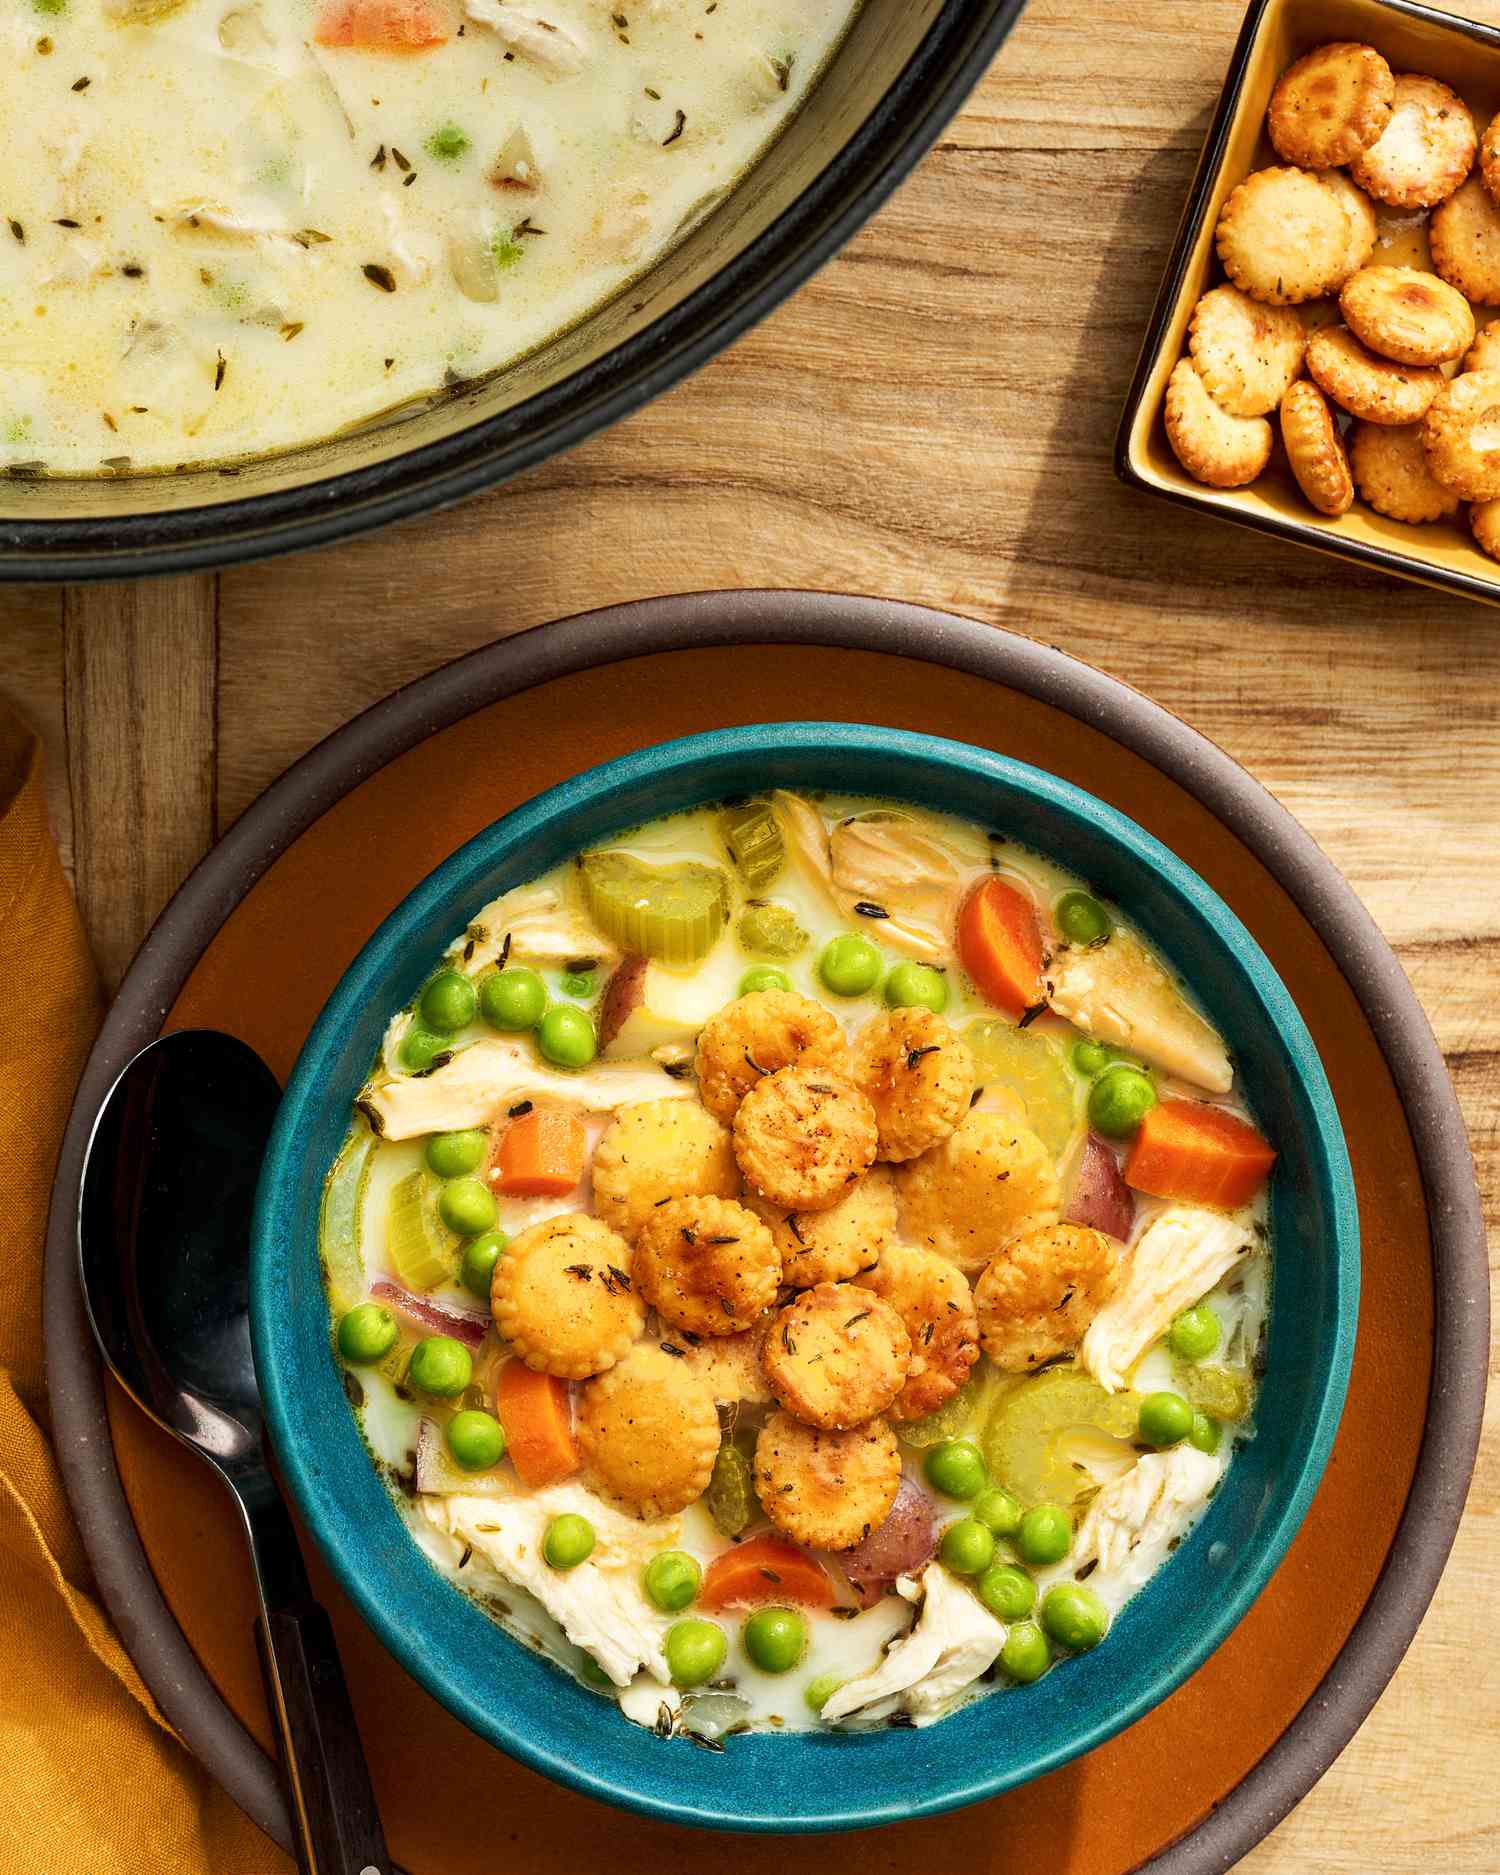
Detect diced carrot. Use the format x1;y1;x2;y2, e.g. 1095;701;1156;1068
699;1535;836;1612
956;875;1044;1018
495;1107;587;1197
314;0;450;50
495;1360;579;1487
1124;1098;1277;1210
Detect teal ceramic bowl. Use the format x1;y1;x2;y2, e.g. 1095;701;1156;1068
251;722;1358;1833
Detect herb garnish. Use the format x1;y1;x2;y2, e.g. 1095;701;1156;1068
853;900;889;919
8;221;23;244
662;108;686;146
362;262;397;292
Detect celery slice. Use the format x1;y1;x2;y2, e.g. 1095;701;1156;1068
980;1367;1140;1508
1174;1360;1253;1423
736;901;809;959
578;851;729;966
705;1438;758;1536
720;801;785;892
386;1168;459;1293
898;1357;1013;1449
965;1019;1082;1165
321;1120;376;1315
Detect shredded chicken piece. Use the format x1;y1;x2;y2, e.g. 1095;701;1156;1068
590;192;651;262
450;882;617;976
821;1564;1004;1725
1072;1445;1221;1590
464;0;589;74
1080;1203;1251;1392
1047;928;1232;1094
363;1037;696;1137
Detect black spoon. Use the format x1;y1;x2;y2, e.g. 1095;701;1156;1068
77;1029;390;1875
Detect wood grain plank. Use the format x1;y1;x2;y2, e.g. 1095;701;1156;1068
0;590;71;881
62;578;218;989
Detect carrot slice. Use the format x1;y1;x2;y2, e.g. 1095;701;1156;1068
314;0;450;50
1124;1098;1277;1210
495;1107;587;1197
495;1360;579;1487
700;1534;836;1611
956;875;1044;1018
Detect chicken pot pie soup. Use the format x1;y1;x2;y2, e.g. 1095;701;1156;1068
322;792;1276;1739
0;0;858;474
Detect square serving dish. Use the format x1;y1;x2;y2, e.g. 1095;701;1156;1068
1116;0;1500;608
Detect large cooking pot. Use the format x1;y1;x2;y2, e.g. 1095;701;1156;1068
0;0;1025;581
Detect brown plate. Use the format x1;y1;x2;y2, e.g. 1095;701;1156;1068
44;594;1487;1873
1117;0;1500;608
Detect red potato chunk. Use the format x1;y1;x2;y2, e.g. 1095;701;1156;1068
1064;1133;1135;1242
825;1477;935;1605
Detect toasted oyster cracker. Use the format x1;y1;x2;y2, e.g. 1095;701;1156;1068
761;1281;911;1429
733;1065;878;1211
1422;369;1500;501
1215;166;1351;305
895;1109;1061;1275
1280;381;1356;516
1470;498;1500;561
974;1223;1121;1373
1349;75;1476;209
694;989;848;1123
1267;41;1394;169
1483;114;1500;208
591;1099;739;1241
1163;358;1272;488
746;1164;896;1287
632;1194;780;1336
1186;285;1306;417
851;1008;975;1162
1350;420;1462;521
1306;325;1444;424
1340;264;1476;366
853;1242;980;1422
682;1310;775;1404
1319;170;1379;280
492;1213;645;1379
754;1410;901;1551
1430;178;1500;307
1464;320;1500;374
575;1343;720;1517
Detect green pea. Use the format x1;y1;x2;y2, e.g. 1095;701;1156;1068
1138;1390;1195;1447
336;1302;398;1365
742;1606;808;1674
1016;1504;1072;1566
1000;1621;1051;1684
446;1409;506;1471
1189;1411;1222;1455
1055;891;1112;947
460;1229;508;1300
884;961;949;1012
420;970;478;1035
1087;1064;1158;1139
643;1551;702;1613
740;965;792;996
439;1175;498;1238
924;1439;988;1501
665;1617;727;1688
538;1002;597;1069
939;1518;997;1577
425;122;470;161
560;970;596;999
804;1670;845;1714
543;1513;596;1570
1169;1304;1222;1362
818;933;882;997
425;1129;488;1178
480;966;547;1032
1040;1583;1109;1651
577;1653;612;1688
976;1563;1037;1622
973;1486;1023;1536
1071;1038;1114;1078
399;1026;450;1072
408;1335;473;1398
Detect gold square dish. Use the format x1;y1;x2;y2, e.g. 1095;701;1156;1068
1116;0;1500;608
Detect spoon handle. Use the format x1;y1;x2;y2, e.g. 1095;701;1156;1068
244;1485;392;1875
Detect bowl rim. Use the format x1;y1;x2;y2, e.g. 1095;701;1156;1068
1113;0;1500;611
0;0;1024;583
40;594;1488;1866
249;718;1359;1832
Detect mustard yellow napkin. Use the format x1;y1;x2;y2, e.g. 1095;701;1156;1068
0;708;290;1874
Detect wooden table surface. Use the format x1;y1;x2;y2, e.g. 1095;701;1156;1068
1;0;1495;1867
